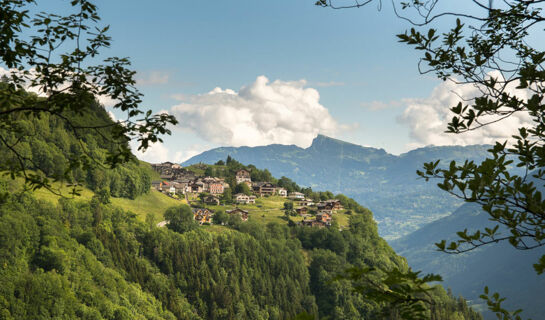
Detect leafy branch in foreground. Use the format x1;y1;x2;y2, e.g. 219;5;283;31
338;267;442;319
0;0;177;196
397;1;545;273
318;0;545;317
480;287;526;320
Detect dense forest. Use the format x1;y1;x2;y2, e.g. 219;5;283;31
0;87;152;200
0;90;482;319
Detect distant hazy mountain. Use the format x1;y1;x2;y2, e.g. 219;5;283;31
184;135;491;239
391;202;545;319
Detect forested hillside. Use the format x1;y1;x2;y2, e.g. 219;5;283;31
0;181;483;319
0;88;152;200
184;135;492;239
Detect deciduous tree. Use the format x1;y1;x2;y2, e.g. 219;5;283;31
0;0;177;195
318;1;545;318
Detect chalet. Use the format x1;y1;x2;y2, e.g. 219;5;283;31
234;193;256;204
175;170;197;181
189;181;205;193
171;182;186;195
296;207;309;215
204;195;220;205
226;208;249;221
317;199;344;211
158;180;170;192
300;219;326;228
151;180;163;190
193;208;213;225
151;162;173;171
288;192;305;200
209;183;225;195
236;169;252;184
277;188;288;197
252;182;276;197
318;209;333;216
299;199;315;206
152;163;195;181
160;172;174;180
316;212;332;224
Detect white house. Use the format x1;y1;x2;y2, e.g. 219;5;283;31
234;193;256;204
288;192;305;200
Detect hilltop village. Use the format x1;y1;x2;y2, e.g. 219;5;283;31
150;159;351;227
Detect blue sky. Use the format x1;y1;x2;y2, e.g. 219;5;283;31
35;1;520;162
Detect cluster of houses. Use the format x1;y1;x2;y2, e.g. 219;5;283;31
152;176;230;197
151;163;291;203
235;169;289;198
151;162;230;197
295;199;344;228
151;162;345;228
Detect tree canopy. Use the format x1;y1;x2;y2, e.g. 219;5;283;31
0;0;177;195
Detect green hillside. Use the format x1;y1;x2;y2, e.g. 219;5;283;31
0;185;482;320
4;175;184;223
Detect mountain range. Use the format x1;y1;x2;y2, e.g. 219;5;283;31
184;135;491;239
391;202;545;319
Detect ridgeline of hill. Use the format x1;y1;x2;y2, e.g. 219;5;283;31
183;135;493;239
0;91;482;319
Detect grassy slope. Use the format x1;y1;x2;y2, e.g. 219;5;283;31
21;179;185;222
110;191;185;221
13;171;349;229
198;195;354;228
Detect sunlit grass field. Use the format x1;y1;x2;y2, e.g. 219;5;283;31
197;195;353;228
6;173;351;230
6;176;185;223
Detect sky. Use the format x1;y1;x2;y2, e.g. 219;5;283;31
18;0;537;163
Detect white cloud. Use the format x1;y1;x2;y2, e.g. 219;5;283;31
169;75;340;148
174;144;210;162
136;71;169;86
314;81;345;87
361;99;405;111
131;140;209;164
398;73;534;149
131;141;171;164
97;94;118;107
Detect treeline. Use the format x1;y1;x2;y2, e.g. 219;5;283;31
0;88;151;199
